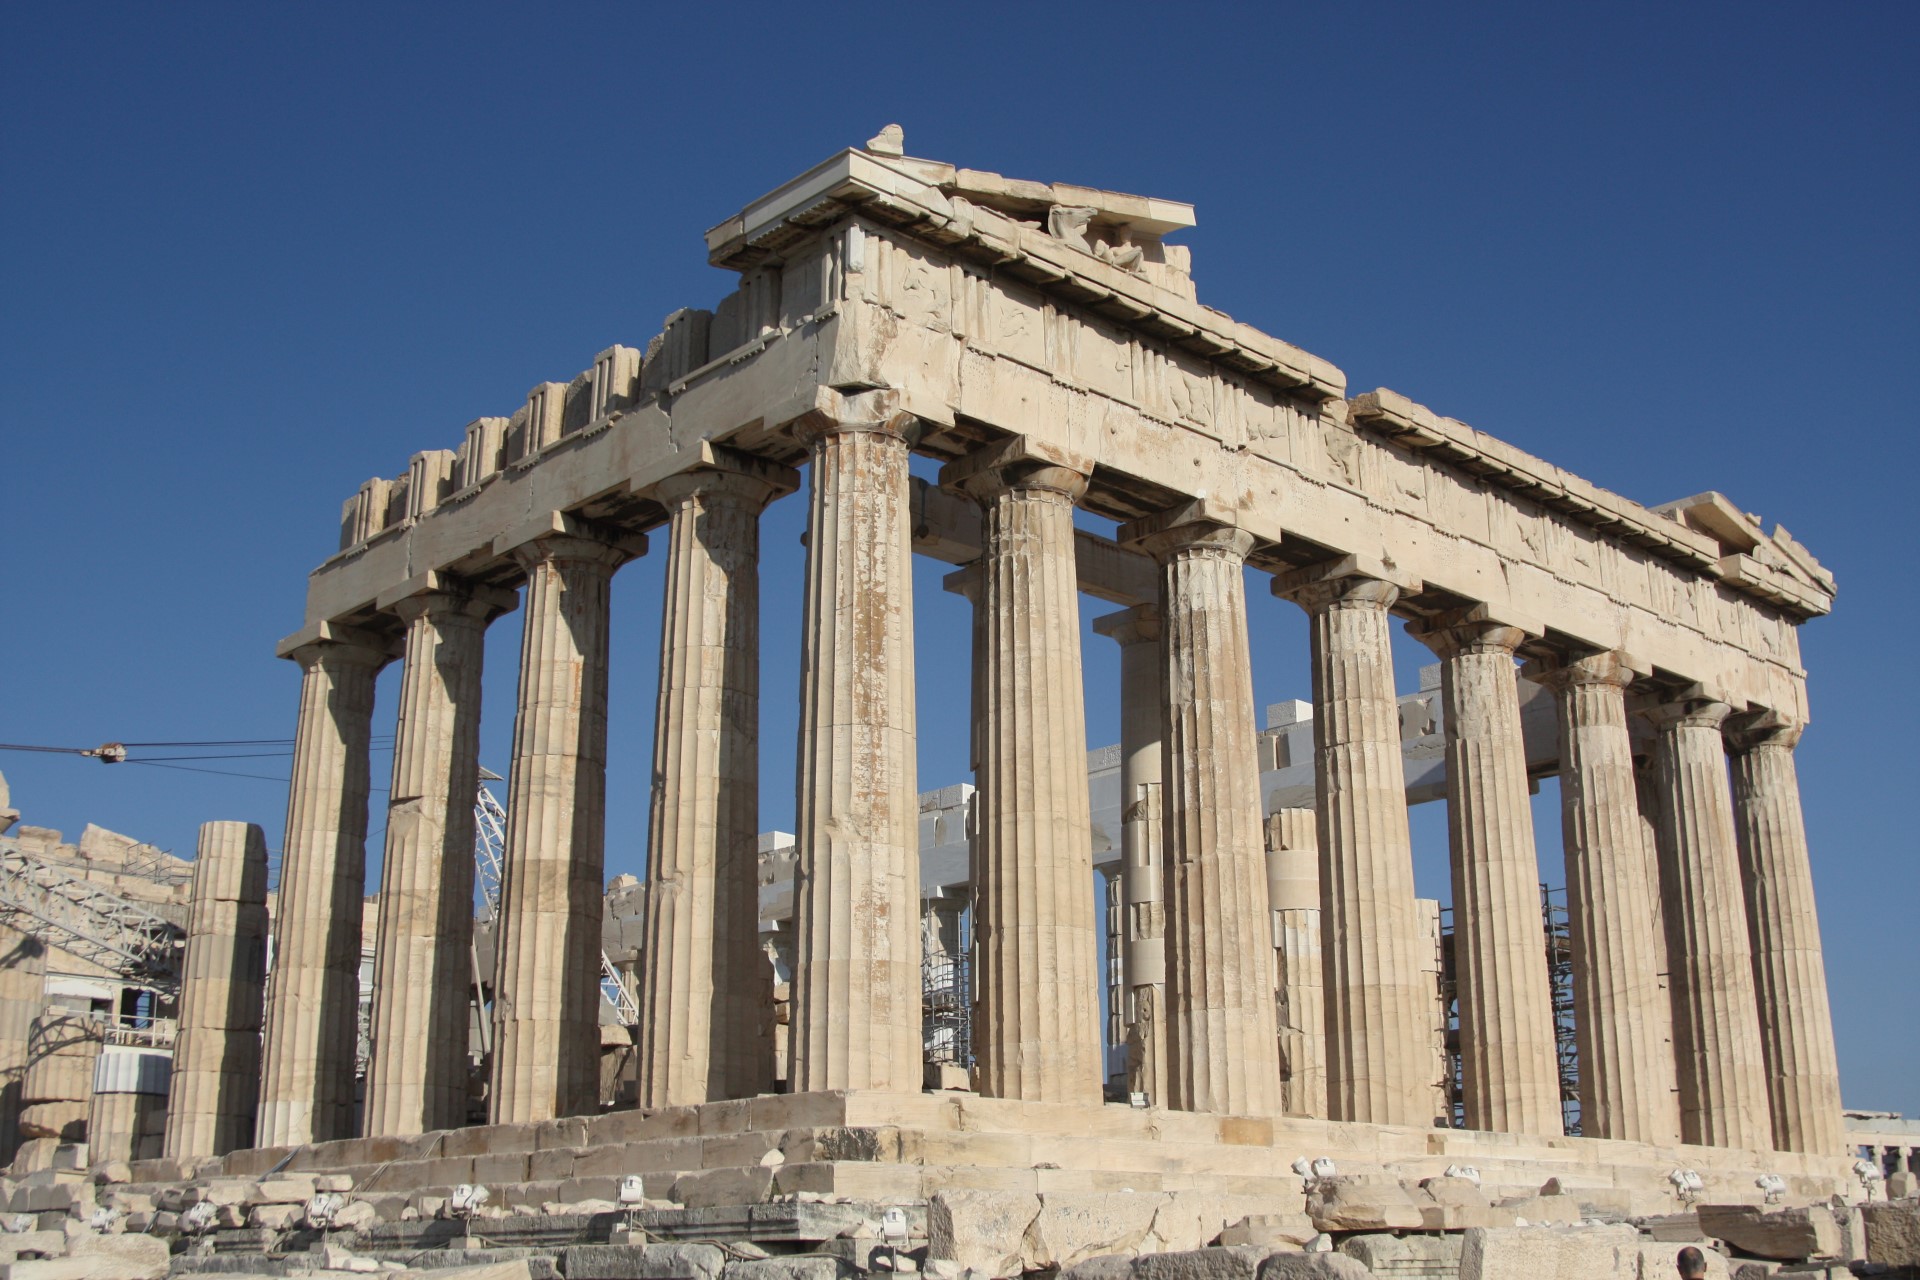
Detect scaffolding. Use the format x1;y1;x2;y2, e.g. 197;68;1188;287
921;899;971;1069
1437;883;1583;1134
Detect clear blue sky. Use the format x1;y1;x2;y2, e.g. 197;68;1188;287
4;5;1914;1113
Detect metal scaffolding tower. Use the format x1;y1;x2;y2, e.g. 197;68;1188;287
0;840;182;993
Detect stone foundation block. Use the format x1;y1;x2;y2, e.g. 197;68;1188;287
928;1189;1040;1277
1305;1178;1423;1232
1863;1199;1920;1267
564;1242;726;1280
1132;1245;1271;1280
1216;1213;1316;1250
1697;1204;1840;1261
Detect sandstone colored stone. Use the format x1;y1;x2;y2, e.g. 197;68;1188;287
564;1242;726;1280
1460;1223;1678;1280
1254;1258;1372;1280
1697;1204;1839;1261
670;1167;773;1209
1027;1192;1170;1270
1305;1178;1423;1232
1217;1214;1316;1249
254;1175;317;1203
332;1199;379;1230
1862;1199;1920;1267
249;1202;302;1229
1132;1245;1269;1280
928;1190;1041;1278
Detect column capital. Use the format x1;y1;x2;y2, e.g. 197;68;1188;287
377;572;520;623
940;436;1093;505
1117;499;1253;563
494;512;647;571
642;444;799;512
1406;605;1541;660
1724;707;1805;753
1639;695;1733;733
1092;603;1162;649
941;562;984;604
275;621;397;664
1522;648;1648;692
791;386;921;448
1271;553;1420;613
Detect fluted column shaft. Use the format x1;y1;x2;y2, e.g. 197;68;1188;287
490;533;634;1124
961;460;1101;1103
1646;698;1771;1150
1414;618;1562;1136
637;466;784;1108
1275;566;1430;1127
1132;518;1278;1116
1266;807;1326;1118
1093;605;1169;1106
364;588;504;1136
1727;718;1844;1154
791;407;921;1093
0;924;47;1168
258;635;387;1147
167;821;270;1158
1533;654;1680;1144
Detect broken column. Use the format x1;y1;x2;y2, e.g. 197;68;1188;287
1645;695;1772;1150
1092;604;1168;1107
1411;613;1563;1136
1266;806;1325;1118
1125;508;1279;1117
89;1047;170;1163
166;819;270;1159
953;448;1102;1104
1726;712;1845;1155
1274;558;1432;1128
257;630;389;1147
1529;652;1681;1145
364;585;510;1138
0;923;46;1169
18;1012;101;1164
491;525;640;1124
789;394;923;1093
636;461;789;1108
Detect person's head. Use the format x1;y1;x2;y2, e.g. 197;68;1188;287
1675;1245;1708;1278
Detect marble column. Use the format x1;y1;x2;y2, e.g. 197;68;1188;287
1092;604;1169;1107
0;923;46;1168
1529;652;1681;1145
364;585;512;1137
258;630;389;1148
636;462;789;1109
1266;807;1326;1119
1124;510;1279;1116
953;453;1101;1104
1644;696;1771;1150
790;398;922;1093
1273;560;1432;1128
490;529;640;1124
1411;615;1563;1136
166;821;270;1159
1726;713;1845;1155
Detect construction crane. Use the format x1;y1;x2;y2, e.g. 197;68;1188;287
0;842;182;992
471;772;638;1026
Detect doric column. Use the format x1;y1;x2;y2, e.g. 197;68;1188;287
166;821;270;1159
1273;557;1431;1128
1266;807;1325;1118
490;526;641;1124
363;583;513;1137
1409;613;1562;1136
258;629;390;1147
1726;713;1844;1155
1092;604;1169;1107
1643;695;1771;1150
790;393;922;1093
947;446;1101;1104
636;459;792;1108
1122;507;1279;1116
1526;652;1681;1144
0;924;47;1168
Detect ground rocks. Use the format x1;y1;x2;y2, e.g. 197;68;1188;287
1697;1204;1841;1261
1304;1177;1423;1232
1863;1198;1920;1267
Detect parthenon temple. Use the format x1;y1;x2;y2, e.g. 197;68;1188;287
11;130;1890;1276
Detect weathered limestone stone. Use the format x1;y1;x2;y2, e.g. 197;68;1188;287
1123;511;1278;1117
1645;697;1771;1151
1340;1233;1464;1274
166;820;269;1159
1026;1192;1169;1270
1132;1245;1270;1280
1218;1214;1316;1248
258;632;389;1147
1411;615;1562;1136
492;530;640;1124
1254;1258;1373;1280
19;1014;100;1144
1274;559;1431;1128
0;924;47;1168
1304;1177;1423;1232
364;586;510;1137
1724;715;1845;1157
928;1189;1040;1277
1530;652;1682;1145
954;451;1101;1104
1862;1200;1920;1267
1459;1223;1665;1280
1264;809;1324;1119
790;397;922;1093
1092;605;1168;1107
566;1242;725;1280
1697;1203;1840;1261
636;463;789;1108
